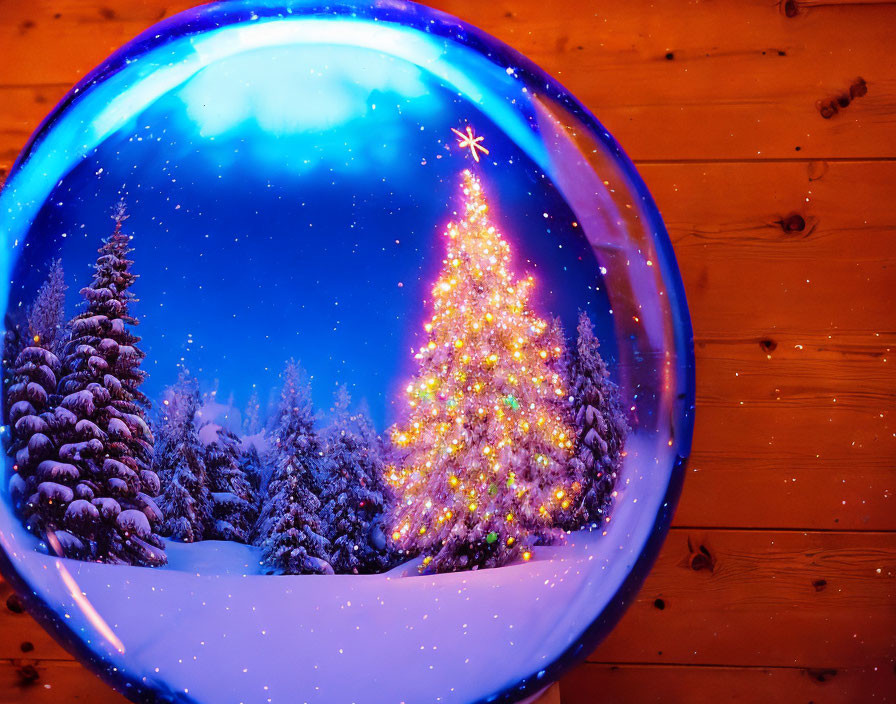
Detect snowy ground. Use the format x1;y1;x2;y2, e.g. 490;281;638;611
0;433;673;704
164;539;265;576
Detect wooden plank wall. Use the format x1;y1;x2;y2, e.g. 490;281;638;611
0;0;894;701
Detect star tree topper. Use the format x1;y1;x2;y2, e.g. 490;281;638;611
452;125;489;162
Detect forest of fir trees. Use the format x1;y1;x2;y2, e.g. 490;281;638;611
3;195;628;576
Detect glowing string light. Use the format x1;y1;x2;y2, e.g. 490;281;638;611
386;169;578;572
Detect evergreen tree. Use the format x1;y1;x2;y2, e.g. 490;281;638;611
6;260;69;523
255;360;331;575
388;171;578;573
3;259;65;422
6;345;63;535
568;312;628;527
320;387;390;574
544;316;587;529
2;312;27;404
239;443;265;495
355;399;395;565
244;388;262;435
27;259;68;358
205;426;256;542
51;202;165;565
155;371;212;543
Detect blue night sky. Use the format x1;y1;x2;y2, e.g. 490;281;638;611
8;44;614;430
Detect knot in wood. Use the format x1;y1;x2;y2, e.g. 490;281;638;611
806;668;837;683
686;538;715;572
779;214;806;233
16;664;39;685
5;594;24;614
817;99;838;119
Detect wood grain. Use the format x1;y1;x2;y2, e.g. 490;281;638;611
560;663;896;704
1;0;894;702
588;529;896;669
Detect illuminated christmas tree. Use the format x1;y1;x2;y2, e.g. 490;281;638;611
387;170;579;573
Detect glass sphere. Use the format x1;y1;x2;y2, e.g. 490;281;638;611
0;2;694;702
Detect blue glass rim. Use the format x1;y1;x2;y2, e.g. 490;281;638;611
1;1;696;702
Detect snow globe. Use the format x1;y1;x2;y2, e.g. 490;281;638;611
0;1;694;702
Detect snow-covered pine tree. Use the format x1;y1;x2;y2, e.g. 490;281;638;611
6;345;62;533
544;316;588;530
319;387;390;574
255;360;331;575
49;203;165;566
205;426;256;542
27;259;68;359
154;371;212;543
387;171;578;573
244;388;261;436
568;311;628;527
6;260;68;523
239;443;265;494
3;259;65;421
2;313;27;402
355;398;395;558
